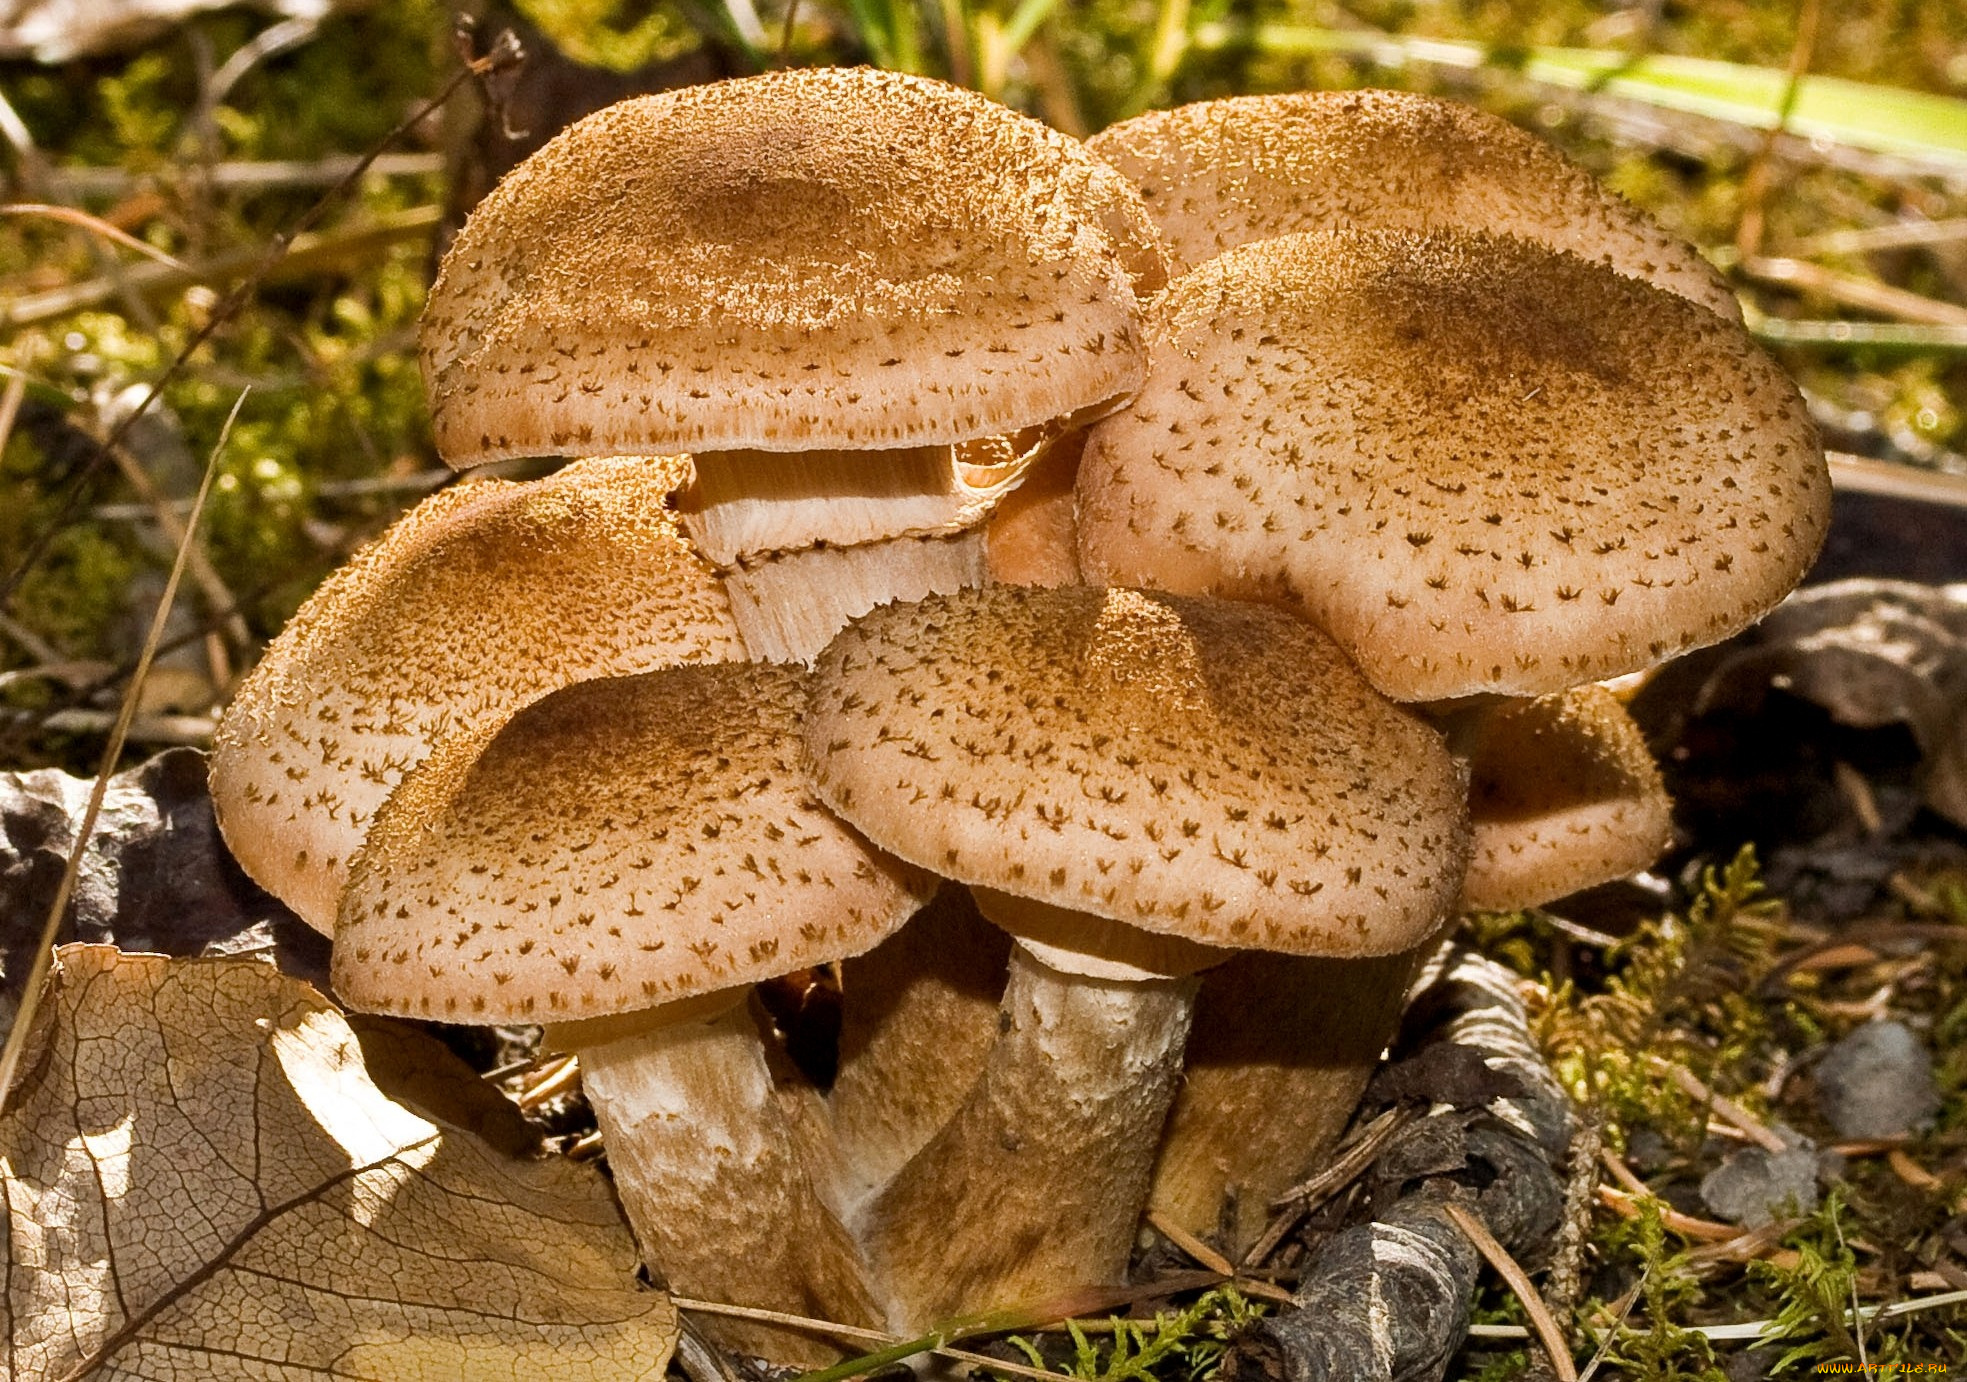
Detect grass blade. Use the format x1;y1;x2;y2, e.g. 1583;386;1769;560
0;389;247;1109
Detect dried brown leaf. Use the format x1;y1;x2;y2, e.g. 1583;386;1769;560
2;944;677;1380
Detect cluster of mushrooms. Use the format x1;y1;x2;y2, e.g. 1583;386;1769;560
210;68;1830;1364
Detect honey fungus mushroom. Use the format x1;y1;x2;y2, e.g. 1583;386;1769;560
803;585;1468;1326
423;67;1167;662
1078;228;1831;703
210;456;743;931
334;662;934;1365
1458;686;1674;911
1086;88;1739;318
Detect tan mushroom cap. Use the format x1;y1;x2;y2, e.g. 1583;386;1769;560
424;67;1167;466
212;456;744;933
1087;88;1738;320
1078;230;1830;702
805;585;1469;957
1461;686;1674;911
335;662;935;1023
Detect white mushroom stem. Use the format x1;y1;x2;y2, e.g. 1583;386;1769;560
1146;942;1437;1255
684;444;1029;663
857;896;1221;1330
827;885;1010;1216
568;992;882;1367
719;534;988;665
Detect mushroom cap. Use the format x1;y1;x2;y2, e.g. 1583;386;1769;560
424;67;1166;465
804;585;1469;958
1077;229;1830;701
335;661;934;1023
1461;686;1674;911
212;456;744;933
1086;88;1738;319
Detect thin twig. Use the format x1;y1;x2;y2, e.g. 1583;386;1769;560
0;389;246;1109
0;610;60;664
1469;1288;1967;1344
0;28;521;612
84;416;254;655
1595;1184;1740;1244
11;708;217;745
1788;216;1967;258
0;203;190;269
1732;0;1820;260
516;1054;581;1110
1542;1108;1603;1342
40;153;445;200
1649;1056;1787;1154
673;1316;745;1382
1144;1208;1236;1277
1826;451;1967;508
1245;1104;1414;1267
4;206;442;328
1742;255;1967;327
1443;1201;1578;1382
1574;1276;1646;1382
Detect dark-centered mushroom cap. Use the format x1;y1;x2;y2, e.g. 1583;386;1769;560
335;661;934;1023
1087;89;1737;319
1077;229;1830;701
212;456;744;933
805;585;1469;957
424;67;1167;465
1461;686;1673;911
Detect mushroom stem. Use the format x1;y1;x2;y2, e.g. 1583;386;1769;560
828;885;1011;1216
684;444;1027;663
1146;942;1436;1255
857;940;1199;1330
719;533;988;664
574;996;883;1366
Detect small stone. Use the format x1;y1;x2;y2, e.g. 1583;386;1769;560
1627;1126;1673;1174
1701;1127;1820;1227
1815;1020;1940;1140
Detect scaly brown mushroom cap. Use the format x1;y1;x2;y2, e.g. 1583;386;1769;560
1086;88;1737;319
1461;685;1674;911
424;67;1165;465
211;456;742;933
1078;230;1830;701
805;585;1468;958
335;661;934;1023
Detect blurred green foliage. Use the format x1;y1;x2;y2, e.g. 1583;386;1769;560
4;2;1967;1369
3;0;1966;721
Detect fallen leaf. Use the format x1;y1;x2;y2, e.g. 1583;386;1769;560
3;944;677;1380
1;749;326;1046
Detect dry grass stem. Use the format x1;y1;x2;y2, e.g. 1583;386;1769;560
516;1054;579;1110
1742;255;1967;326
90;420;254;657
1832;760;1886;835
1649;1056;1787;1154
1596;1185;1741;1243
0;389;246;1109
5;206;442;328
1143;1208;1236;1276
1245;1104;1414;1266
0;203;191;269
1443;1201;1578;1382
39;152;446;199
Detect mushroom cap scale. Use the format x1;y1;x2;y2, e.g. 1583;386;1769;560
424;67;1166;465
1077;229;1831;702
211;456;744;931
1087;88;1738;320
804;585;1469;958
334;661;935;1023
